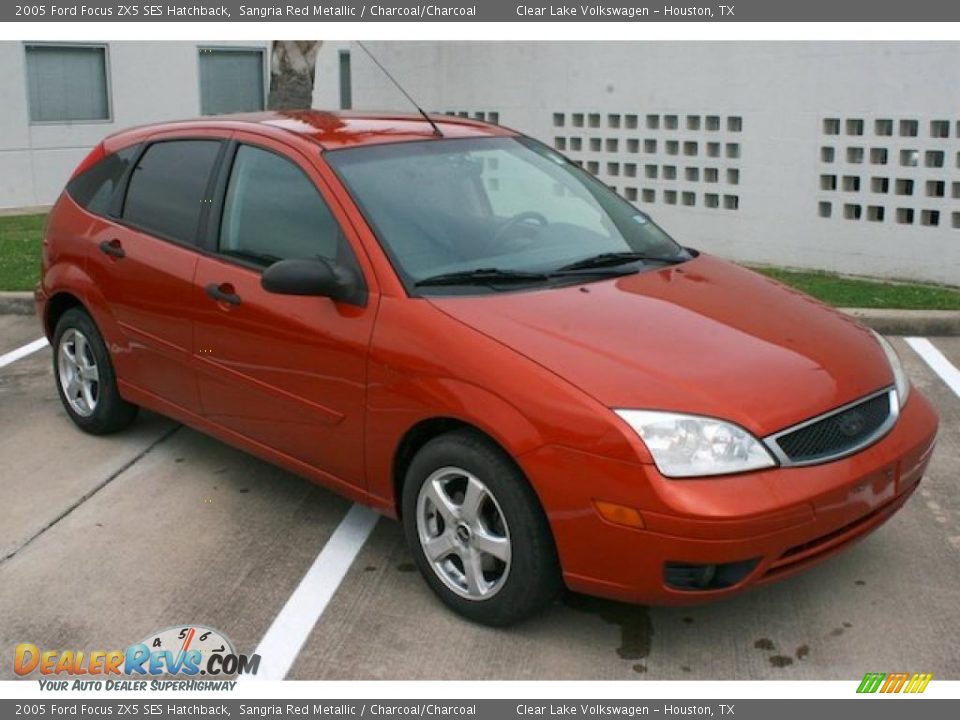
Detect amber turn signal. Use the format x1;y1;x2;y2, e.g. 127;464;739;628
593;500;645;529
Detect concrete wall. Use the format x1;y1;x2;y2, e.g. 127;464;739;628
314;42;960;285
0;41;269;211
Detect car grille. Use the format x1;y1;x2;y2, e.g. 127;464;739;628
768;389;895;465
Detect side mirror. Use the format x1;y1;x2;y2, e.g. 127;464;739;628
261;258;366;306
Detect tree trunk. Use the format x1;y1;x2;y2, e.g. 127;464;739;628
268;41;322;110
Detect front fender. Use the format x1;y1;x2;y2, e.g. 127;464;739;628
364;375;544;513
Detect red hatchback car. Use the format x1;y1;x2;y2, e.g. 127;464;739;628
37;111;938;625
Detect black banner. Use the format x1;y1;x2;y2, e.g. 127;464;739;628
6;0;960;23
0;700;957;720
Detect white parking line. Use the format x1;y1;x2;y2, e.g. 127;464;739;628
0;337;48;370
906;337;960;399
249;503;380;680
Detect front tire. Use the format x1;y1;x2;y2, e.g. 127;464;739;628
53;307;138;435
402;429;561;626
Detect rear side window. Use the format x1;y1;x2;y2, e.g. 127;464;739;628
66;146;138;217
219;144;347;266
122;140;222;245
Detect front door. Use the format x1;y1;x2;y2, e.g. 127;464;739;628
192;136;378;492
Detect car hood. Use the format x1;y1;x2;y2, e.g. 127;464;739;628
427;254;894;436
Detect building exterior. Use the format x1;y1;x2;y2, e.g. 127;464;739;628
1;40;957;284
315;41;960;285
0;41;269;211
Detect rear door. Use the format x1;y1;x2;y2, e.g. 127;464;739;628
192;134;379;492
87;134;226;413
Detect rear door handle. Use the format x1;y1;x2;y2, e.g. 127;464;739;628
205;283;241;306
98;239;125;259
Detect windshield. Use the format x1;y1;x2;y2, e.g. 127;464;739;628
325;136;688;293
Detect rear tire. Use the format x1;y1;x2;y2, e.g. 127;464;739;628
402;429;561;626
53;307;138;435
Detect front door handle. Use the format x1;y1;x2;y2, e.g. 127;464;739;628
98;239;125;259
205;283;241;307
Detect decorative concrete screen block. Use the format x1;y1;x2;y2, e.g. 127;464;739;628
550;110;744;210
931;120;950;138
900;119;919;137
442;109;500;124
896;179;914;195
818;115;960;230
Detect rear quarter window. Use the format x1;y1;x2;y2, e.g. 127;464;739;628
121;140;222;245
65;145;139;217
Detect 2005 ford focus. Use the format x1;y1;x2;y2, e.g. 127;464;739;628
36;111;939;625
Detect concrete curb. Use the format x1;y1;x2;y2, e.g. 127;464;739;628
1;291;958;335
0;291;34;316
840;308;960;337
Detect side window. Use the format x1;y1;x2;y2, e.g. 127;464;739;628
219;144;347;266
66;145;138;216
122;140;222;245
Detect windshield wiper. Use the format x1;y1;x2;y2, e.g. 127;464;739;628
554;251;688;273
415;267;551;287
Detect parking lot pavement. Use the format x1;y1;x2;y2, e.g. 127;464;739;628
0;315;43;356
1;313;958;680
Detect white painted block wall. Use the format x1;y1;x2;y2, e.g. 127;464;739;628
314;41;960;285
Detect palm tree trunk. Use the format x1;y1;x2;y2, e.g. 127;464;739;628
268;41;322;109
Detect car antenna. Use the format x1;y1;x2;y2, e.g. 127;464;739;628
354;41;444;138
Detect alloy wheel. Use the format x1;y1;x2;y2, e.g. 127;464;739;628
416;466;512;600
57;328;100;417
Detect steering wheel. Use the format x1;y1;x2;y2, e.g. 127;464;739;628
493;211;549;245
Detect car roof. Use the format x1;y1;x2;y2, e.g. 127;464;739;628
104;110;517;152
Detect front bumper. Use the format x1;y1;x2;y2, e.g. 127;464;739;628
518;388;939;605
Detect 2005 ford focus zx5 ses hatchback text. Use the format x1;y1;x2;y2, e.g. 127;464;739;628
37;111;939;625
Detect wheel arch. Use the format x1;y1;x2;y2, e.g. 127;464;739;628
44;291;86;339
392;417;529;520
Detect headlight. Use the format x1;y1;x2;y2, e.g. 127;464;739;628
614;410;777;478
870;330;910;408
